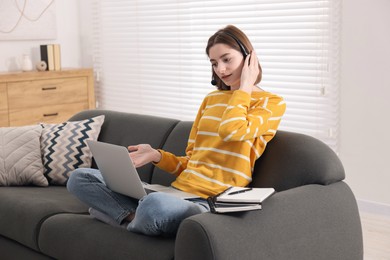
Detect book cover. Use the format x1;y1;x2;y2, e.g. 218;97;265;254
40;45;49;71
47;44;55;71
216;187;275;204
207;187;275;213
53;44;61;71
40;44;55;71
207;198;262;213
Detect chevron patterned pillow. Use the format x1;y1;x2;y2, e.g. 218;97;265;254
40;115;105;185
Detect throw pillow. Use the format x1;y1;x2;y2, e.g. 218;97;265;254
0;125;48;186
41;115;105;185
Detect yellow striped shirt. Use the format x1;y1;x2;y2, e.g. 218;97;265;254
155;89;286;198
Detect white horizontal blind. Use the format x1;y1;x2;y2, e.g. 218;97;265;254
91;0;341;151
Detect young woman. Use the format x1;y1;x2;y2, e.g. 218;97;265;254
67;25;286;237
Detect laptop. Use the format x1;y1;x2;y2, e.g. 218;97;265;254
86;140;199;200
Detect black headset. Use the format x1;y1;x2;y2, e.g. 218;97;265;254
225;32;249;58
211;32;249;86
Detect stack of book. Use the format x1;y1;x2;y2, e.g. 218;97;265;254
207;187;275;213
40;44;61;71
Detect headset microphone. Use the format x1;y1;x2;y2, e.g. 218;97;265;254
211;78;217;86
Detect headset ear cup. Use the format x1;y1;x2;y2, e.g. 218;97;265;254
211;77;217;86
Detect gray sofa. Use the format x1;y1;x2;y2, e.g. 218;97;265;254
0;109;363;260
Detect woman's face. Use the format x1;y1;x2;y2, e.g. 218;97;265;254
209;43;245;90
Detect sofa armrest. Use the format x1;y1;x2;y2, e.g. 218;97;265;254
251;131;345;191
175;182;363;260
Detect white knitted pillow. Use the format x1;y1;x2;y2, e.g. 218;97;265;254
0;125;48;186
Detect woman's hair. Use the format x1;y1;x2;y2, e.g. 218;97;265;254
206;25;262;90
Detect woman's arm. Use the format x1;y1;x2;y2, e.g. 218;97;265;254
239;50;260;95
154;97;207;176
128;144;162;167
218;91;286;142
129;97;208;176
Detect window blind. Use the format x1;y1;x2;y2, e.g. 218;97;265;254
91;0;341;151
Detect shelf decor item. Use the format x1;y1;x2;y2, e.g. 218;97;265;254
36;61;47;71
40;44;61;71
21;54;33;71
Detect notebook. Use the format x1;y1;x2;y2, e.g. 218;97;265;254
215;187;275;204
207;187;275;213
86;140;199;200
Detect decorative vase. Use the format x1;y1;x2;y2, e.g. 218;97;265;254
36;61;47;71
21;54;33;71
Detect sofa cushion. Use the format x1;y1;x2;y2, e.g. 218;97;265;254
0;187;88;251
41;115;104;185
68;110;180;183
0;234;52;260
39;213;175;260
0;125;48;187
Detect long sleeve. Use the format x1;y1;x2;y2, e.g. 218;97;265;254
154;97;207;176
218;90;286;142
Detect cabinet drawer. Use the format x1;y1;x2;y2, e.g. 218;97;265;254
0;83;7;111
9;102;89;126
7;77;88;109
0;110;8;127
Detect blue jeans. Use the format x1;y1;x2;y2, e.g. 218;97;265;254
67;168;209;237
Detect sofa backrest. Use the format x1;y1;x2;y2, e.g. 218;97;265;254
69;109;179;183
153;123;345;191
70;110;345;191
151;121;192;186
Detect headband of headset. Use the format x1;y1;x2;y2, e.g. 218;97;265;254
224;31;249;58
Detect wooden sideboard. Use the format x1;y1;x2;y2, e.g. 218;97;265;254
0;68;96;127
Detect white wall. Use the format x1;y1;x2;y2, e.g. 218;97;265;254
0;0;82;72
340;0;390;208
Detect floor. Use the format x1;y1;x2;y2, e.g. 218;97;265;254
360;211;390;260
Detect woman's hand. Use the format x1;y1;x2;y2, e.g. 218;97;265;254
239;50;260;94
128;144;161;168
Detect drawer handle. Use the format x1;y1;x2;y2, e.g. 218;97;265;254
43;113;59;117
42;87;57;91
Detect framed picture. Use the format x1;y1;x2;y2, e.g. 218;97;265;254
0;0;56;40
